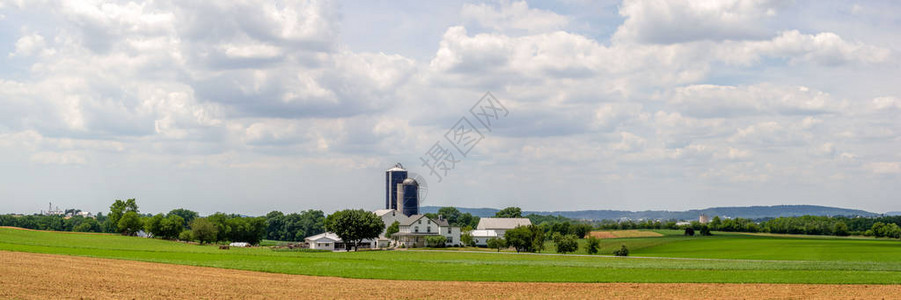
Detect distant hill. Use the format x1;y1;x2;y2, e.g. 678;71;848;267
886;211;901;216
421;205;878;221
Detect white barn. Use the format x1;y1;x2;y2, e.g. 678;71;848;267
476;218;532;237
304;232;376;251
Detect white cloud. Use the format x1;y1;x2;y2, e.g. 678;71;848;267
866;162;901;174
30;151;87;165
461;0;569;33
614;0;786;44
667;84;840;118
10;33;48;57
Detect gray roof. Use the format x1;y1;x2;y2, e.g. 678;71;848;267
400;215;451;227
476;218;532;230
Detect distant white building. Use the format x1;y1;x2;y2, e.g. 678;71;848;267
469;229;499;246
476;218;532;238
699;214;710;224
392;214;460;248
304;232;376;251
229;242;250;247
374;209;413;247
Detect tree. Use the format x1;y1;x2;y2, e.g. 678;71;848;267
225;217;267;245
159;214;185;239
167;209;198;227
487;237;506;252
426;235;447;247
178;230;193;241
117;211;143;236
555;234;579;254
833;221;850;236
495;207;522;218
386;221;400;239
461;231;474;247
144;214;165;237
265;210;286;240
586;236;601;254
324;209;384;251
613;244;629;256
709;216;722;230
572;223;593;239
504;225;544;253
438;207;462;225
684;227;695;236
107;198;138;233
699;225;712;236
190;218;218;244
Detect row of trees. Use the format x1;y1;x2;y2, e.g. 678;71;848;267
264;210;325;242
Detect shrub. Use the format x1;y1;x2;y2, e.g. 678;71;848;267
684;227;695;236
178;230;194;241
699;225;712;236
426;235;447;248
486;237;506;252
613;244;629;256
555;234;579;254
586;236;601;255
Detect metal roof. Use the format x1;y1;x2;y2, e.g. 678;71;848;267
476;218;532;230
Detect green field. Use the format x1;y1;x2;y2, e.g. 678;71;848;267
1;227;900;284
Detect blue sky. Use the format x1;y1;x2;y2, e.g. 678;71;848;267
0;0;899;215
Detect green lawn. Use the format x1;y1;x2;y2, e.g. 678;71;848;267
1;227;900;284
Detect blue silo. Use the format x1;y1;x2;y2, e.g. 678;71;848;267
385;163;407;210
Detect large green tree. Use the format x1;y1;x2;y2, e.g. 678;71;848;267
504;225;544;253
107;198;138;233
324;209;384;251
167;208;198;227
117;211;143;236
438;207;462;225
495;207;523;218
555;234;579;254
190;218;218;244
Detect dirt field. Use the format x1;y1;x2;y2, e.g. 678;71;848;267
590;230;664;239
1;251;898;299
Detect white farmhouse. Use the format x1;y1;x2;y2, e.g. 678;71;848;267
374;209;413;248
392;215;460;248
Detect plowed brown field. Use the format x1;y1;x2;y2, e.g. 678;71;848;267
1;251;898;299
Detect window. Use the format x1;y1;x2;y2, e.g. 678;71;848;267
427;227;431;233
418;219;422;224
415;226;419;233
448;228;452;234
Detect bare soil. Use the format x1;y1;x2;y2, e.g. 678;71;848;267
1;251;898;299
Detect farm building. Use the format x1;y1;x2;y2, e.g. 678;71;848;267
304;232;376;251
476;218;532;237
391;214;461;248
469;229;499;246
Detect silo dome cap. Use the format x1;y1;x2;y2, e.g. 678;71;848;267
402;178;418;185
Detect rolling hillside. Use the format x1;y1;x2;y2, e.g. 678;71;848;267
421;205;878;221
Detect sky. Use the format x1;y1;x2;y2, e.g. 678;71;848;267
0;0;899;216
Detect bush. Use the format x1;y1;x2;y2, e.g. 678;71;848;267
613;244;629;256
684;227;695;236
486;237;506;252
178;229;193;241
555;234;579;254
699;225;712;236
426;235;447;247
586;236;601;255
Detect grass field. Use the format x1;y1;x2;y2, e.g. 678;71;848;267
1;227;900;284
